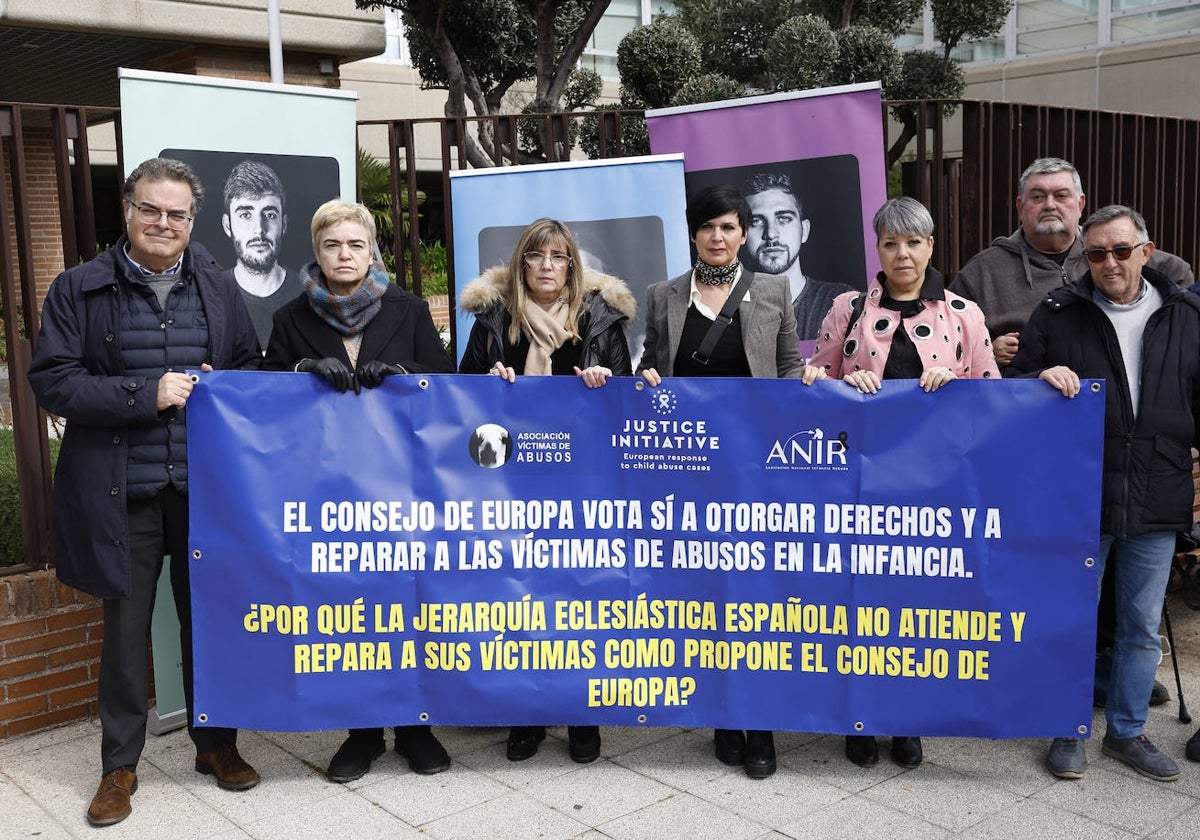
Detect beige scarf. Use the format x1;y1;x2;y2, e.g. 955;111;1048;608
518;297;573;376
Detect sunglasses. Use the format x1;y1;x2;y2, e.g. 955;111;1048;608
1083;243;1146;263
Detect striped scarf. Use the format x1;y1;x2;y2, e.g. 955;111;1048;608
302;261;390;336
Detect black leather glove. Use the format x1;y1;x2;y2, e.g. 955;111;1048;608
295;357;355;393
356;360;407;390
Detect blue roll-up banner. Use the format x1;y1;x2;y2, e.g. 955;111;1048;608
189;372;1102;738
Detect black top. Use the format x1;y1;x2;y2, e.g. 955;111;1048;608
505;331;583;376
880;297;924;380
672;303;751;378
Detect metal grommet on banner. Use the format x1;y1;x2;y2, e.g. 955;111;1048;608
190;374;199;383
634;380;645;391
419;378;429;390
192;549;202;560
1076;724;1089;736
853;721;865;731
418;712;430;722
637;714;647;724
1084;557;1095;568
1090;382;1101;393
197;713;208;723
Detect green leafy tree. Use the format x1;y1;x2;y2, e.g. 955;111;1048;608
356;1;613;167
517;67;601;157
882;0;1011;164
885;49;966;162
671;73;745;108
634;0;1012;166
797;0;924;32
579;92;650;159
668;0;806;91
766;14;837;92
833;25;901;87
617;19;703;108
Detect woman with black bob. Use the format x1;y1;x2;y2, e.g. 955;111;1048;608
803;196;999;770
264;198;455;782
638;184;804;778
459;217;635;762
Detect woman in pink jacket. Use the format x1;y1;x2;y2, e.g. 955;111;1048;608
802;197;999;770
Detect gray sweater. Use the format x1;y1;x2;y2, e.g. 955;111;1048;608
948;229;1193;337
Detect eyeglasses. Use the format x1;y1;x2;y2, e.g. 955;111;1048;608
1083;242;1147;263
523;251;571;268
128;201;192;230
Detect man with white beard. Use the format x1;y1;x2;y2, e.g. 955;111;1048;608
949;157;1192;371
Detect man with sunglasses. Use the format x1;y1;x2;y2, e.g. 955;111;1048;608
29;157;262;827
949;157;1192;371
1010;205;1200;784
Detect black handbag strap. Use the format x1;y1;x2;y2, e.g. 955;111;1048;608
691;269;754;366
844;292;867;340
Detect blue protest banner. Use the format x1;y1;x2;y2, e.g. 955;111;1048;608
188;372;1101;738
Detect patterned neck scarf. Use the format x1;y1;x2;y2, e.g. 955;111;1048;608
694;259;741;286
302;261;390;336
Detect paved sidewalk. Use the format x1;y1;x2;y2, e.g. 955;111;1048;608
5;607;1200;839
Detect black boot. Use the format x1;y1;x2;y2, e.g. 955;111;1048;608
506;726;546;761
395;725;450;775
844;735;878;767
567;726;601;763
327;729;385;783
713;728;746;766
744;730;776;779
890;736;923;769
1186;728;1200;762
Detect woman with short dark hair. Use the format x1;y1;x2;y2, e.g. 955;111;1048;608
637;185;804;778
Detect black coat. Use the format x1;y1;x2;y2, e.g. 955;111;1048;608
28;239;261;598
1009;266;1200;537
457;266;635;375
264;283;454;375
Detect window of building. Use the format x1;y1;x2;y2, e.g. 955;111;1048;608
901;0;1197;62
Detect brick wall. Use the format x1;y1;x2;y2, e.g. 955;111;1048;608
0;569;104;739
194;45;340;89
2;128;66;319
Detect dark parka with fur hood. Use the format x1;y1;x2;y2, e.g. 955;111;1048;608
458;266;636;375
1008;265;1200;538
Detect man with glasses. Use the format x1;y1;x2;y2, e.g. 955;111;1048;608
951;156;1191;746
29;157;262;827
1010;205;1200;783
949;157;1192;371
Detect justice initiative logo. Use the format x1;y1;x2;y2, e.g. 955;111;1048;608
649;388;677;416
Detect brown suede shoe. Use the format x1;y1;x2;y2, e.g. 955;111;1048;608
194;742;260;791
87;767;137;827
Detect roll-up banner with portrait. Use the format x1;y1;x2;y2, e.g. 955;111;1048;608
188;372;1101;737
118;68;358;731
449;155;692;368
646;83;888;355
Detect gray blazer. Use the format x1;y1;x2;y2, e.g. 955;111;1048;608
636;268;803;378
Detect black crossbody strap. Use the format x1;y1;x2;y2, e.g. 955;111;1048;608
844;292;867;339
691;269;754;366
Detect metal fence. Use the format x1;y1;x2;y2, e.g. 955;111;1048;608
4;98;1199;568
1;103;122;572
